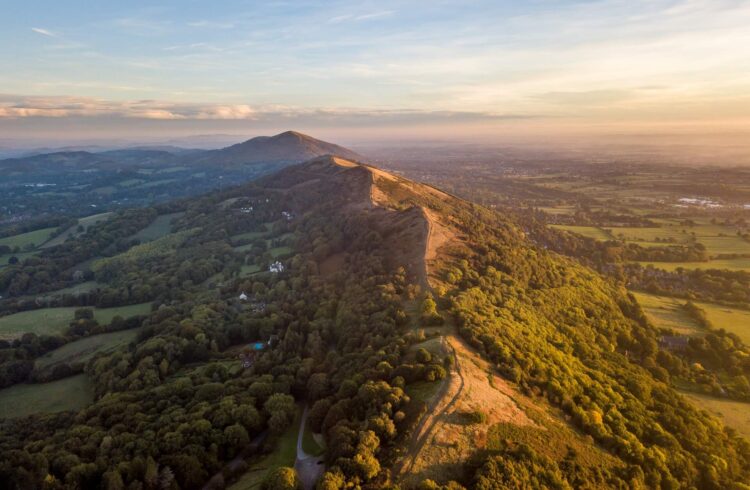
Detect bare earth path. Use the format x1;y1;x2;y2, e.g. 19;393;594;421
395;336;465;479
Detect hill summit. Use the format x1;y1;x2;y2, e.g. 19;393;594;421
190;130;362;166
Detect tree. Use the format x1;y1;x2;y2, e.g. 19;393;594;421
262;466;300;490
264;393;296;433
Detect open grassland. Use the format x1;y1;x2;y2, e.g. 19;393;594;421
631;292;703;336
231;231;267;243
0;227;57;249
269;246;292;258
42;212;112;249
133;212;184;242
605;226;691;244
550;225;612;241
240;264;262;276
637;258;750;272
0;374;94;419
46;281;101;296
0;251;35;267
696;301;750;345
632;291;750;344
229;408;301;490
35;328;141;370
681;391;750;439
0;302;151;339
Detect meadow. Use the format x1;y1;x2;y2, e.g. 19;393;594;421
133;212;184;242
631;291;704;336
680;391;750;439
638;258;750;272
0;302;152;339
0;226;57;249
0;374;94;419
41;212;112;249
35;328;142;371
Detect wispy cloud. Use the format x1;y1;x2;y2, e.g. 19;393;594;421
328;10;394;23
0;94;530;123
31;27;56;37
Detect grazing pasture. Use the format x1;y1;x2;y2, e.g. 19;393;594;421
550;225;612;241
681;391;750;439
0;227;57;249
35;328;141;370
133;212;184;242
0;302;152;339
631;292;704;336
0;374;94;419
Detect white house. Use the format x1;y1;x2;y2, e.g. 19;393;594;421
269;261;284;273
239;292;248;301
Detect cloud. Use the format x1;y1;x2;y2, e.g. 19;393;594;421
31;27;56;37
328;10;394;23
0;94;531;124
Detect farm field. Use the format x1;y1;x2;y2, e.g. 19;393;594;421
680;391;750;439
0;302;152;339
631;292;703;336
46;281;101;296
42;212;112;249
0;374;94;419
229;407;301;490
241;264;262;276
631;291;750;344
133;212;184;242
695;301;750;345
637;258;750;272
269;246;292;258
0;226;57;249
35;328;142;370
549;225;612;241
0;251;35;267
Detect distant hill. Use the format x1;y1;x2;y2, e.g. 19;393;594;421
0;131;361;171
188;130;362;166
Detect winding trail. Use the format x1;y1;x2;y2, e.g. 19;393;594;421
395;336;466;479
295;405;324;490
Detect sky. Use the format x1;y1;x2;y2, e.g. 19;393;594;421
1;0;749;146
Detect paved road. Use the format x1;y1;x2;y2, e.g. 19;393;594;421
295;405;325;490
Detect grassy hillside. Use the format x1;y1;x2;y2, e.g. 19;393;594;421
0;374;94;419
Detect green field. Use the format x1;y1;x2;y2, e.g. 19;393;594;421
637;258;750;272
550;225;612;241
46;281;101;296
229;407;301;490
681;391;750;439
270;246;292;258
632;291;750;344
631;292;703;336
42;212;113;249
232;231;267;243
36;328;141;370
696;301;750;345
0;303;152;339
133;212;184;242
605;226;690;244
241;264;262;276
0;374;94;419
0;251;35;267
0;227;57;249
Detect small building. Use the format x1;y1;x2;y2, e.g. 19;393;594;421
239;292;248;301
269;261;284;273
659;335;690;351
